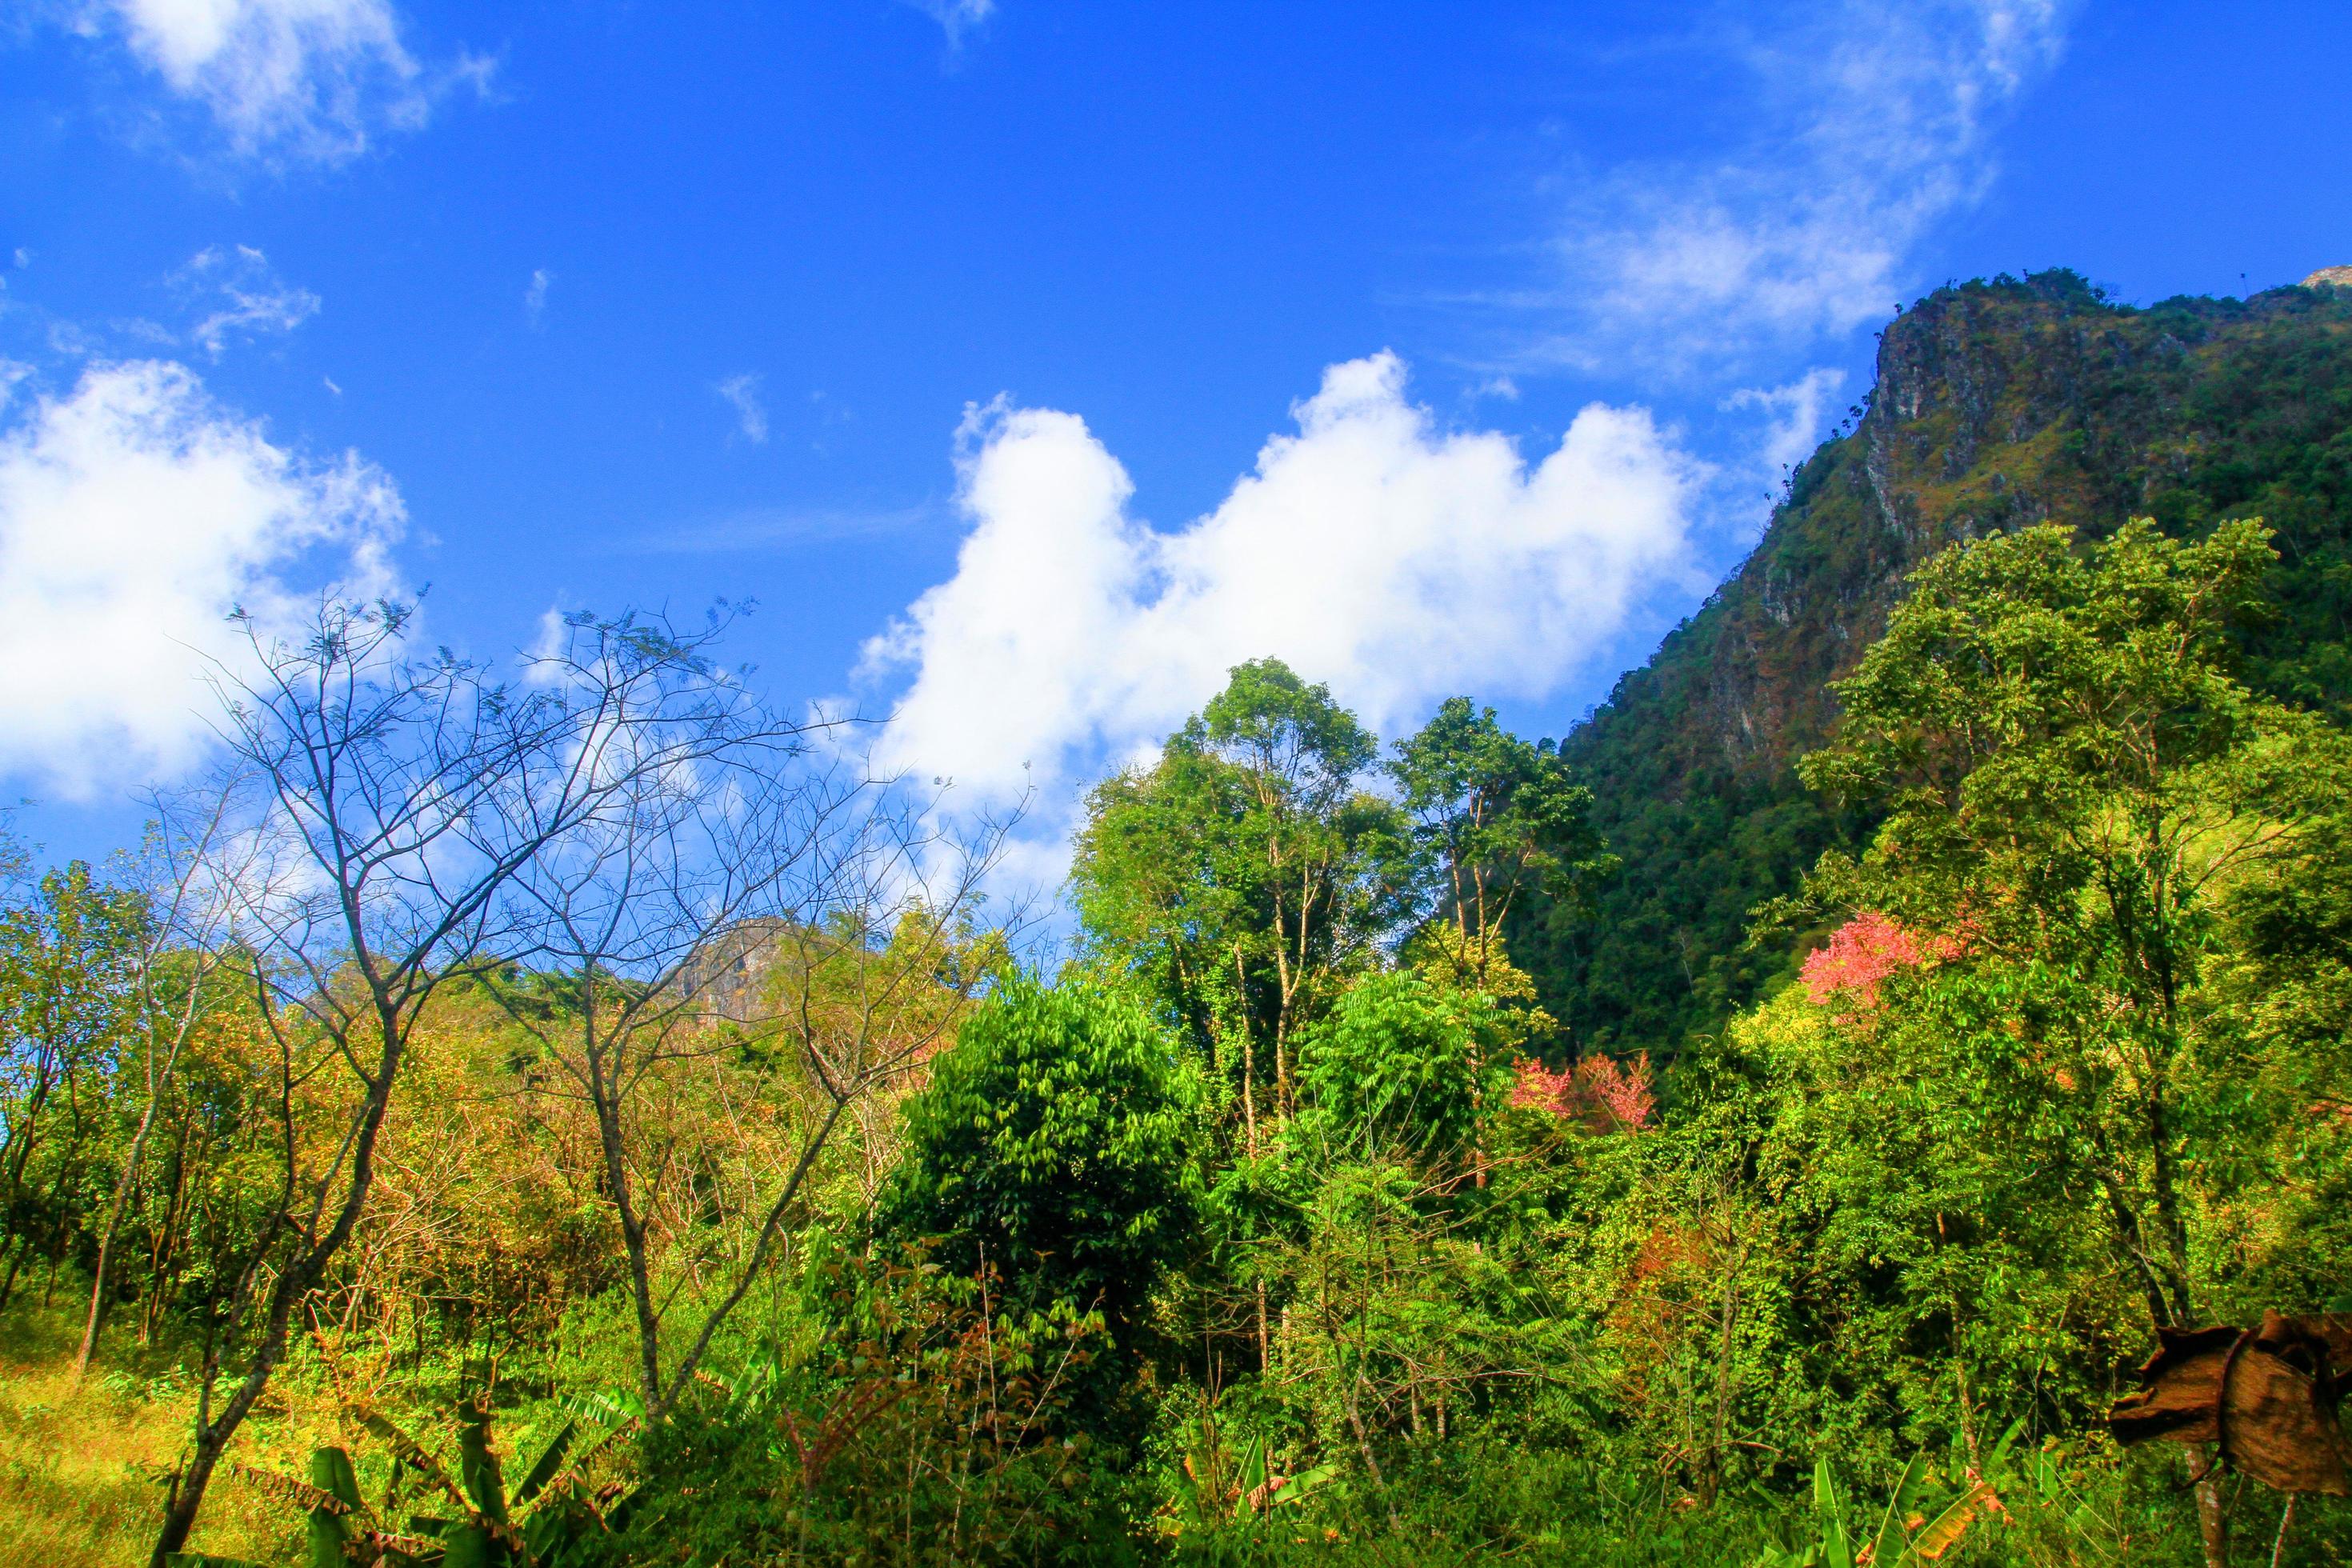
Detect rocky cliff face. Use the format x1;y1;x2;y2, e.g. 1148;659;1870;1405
1514;270;2352;1055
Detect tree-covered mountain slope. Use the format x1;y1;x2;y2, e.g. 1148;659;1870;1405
1515;268;2352;1054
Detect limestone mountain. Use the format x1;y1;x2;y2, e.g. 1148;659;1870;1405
1514;269;2352;1055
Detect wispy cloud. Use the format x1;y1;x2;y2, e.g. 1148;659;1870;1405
903;0;996;49
0;358;403;795
1504;0;2071;377
1726;368;1847;479
612;502;934;557
174;245;321;358
524;267;551;326
716;373;769;444
66;0;488;165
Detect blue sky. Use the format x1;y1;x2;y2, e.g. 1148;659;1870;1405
4;0;2350;874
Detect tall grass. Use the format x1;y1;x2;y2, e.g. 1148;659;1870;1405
2;1295;300;1568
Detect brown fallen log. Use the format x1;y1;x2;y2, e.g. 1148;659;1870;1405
2108;1310;2352;1496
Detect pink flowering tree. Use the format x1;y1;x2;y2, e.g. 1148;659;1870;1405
1510;1050;1654;1133
1798;910;1960;1016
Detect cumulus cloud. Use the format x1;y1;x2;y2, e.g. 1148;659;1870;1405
174;244;321;357
75;0;482;162
0;359;403;796
862;352;1699;814
1518;0;2070;374
716;373;769;444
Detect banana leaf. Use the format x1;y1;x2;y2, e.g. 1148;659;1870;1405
1864;1453;1926;1568
515;1421;576;1506
1912;1482;1997;1561
306;1447;364;1568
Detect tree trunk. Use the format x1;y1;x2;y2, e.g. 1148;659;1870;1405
2194;1452;2229;1568
1702;1266;1742;1508
151;1246;312;1566
143;1122;195;1345
150;994;407;1567
78;1077;171;1377
0;1237;27;1314
596;1081;666;1406
2145;1086;2198;1324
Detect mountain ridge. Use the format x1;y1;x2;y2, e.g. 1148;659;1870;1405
1516;268;2352;1054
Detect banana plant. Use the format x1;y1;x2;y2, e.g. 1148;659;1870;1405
1755;1430;2013;1568
1171;1407;1340;1530
171;1391;641;1568
167;1443;427;1568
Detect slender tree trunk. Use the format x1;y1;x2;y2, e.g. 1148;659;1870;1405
594;1070;666;1406
144;1122;195;1345
75;1210;126;1374
1703;1264;1742;1507
2144;1085;2198;1324
1345;1370;1382;1486
0;1071;58;1311
153;1266;310;1567
28;1155;82;1310
1234;946;1259;1154
86;947;215;1376
656;1094;850;1416
78;1067;175;1376
150;998;406;1568
1241;1034;1258;1152
0;1237;27;1314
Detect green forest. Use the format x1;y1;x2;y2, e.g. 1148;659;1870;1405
6;277;2352;1568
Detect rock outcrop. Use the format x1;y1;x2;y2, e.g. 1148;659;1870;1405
1513;270;2352;1054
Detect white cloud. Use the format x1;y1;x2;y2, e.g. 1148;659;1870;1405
904;0;995;47
1726;366;1845;492
862;351;1699;816
1518;0;2070;374
82;0;464;163
524;267;551;325
0;359;403;796
716;373;769;445
175;244;321;357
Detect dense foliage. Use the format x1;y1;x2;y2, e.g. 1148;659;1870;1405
874;975;1198;1425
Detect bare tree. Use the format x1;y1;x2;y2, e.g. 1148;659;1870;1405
150;601;798;1566
656;782;1028;1414
74;775;252;1378
482;657;854;1409
489;731;1030;1415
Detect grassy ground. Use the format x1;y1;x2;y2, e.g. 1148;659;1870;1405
0;1295;304;1568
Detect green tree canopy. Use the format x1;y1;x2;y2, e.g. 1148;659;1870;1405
1295;972;1504;1162
1798;517;2350;1329
1071;658;1408;1136
1389;697;1611;1026
874;976;1197;1353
